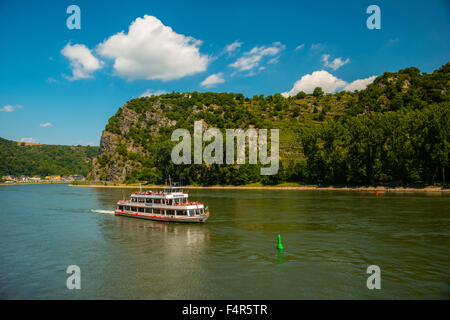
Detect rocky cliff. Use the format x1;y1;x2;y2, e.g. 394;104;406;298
88;100;176;182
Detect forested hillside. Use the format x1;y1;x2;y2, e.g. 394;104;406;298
89;62;449;186
0;138;98;177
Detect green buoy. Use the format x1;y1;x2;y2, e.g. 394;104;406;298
277;234;284;250
277;235;283;263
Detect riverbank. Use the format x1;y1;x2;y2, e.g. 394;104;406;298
0;181;68;186
69;182;449;193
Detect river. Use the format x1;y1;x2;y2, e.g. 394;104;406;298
0;184;449;299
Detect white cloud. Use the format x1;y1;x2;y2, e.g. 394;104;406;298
282;70;347;97
267;57;279;65
295;44;305;51
40;122;52;127
343;76;377;92
46;77;58;83
139;89;167;97
225;41;243;53
229;42;285;72
20;138;37;143
97;15;209;81
322;54;350;70
230;54;261;71
0;104;22;112
61;43;104;80
200;73;225;88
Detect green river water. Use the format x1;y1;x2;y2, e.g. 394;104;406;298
0;184;449;299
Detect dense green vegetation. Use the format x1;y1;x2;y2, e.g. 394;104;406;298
95;63;449;186
301;103;448;185
0;138;98;177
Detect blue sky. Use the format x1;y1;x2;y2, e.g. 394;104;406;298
0;0;449;145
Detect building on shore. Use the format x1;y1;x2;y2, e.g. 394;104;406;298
44;175;61;181
19;175;32;183
1;174;85;183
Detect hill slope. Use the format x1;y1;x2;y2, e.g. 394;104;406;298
89;62;449;186
0;138;98;177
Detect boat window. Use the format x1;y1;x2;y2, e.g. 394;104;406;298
138;198;145;203
138;207;145;213
145;198;152;203
188;210;195;216
131;207;138;212
153;209;161;214
125;206;130;211
118;205;123;211
167;210;175;215
145;208;152;214
176;210;187;216
154;199;161;204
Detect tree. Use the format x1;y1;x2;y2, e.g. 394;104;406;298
313;87;324;97
295;91;306;99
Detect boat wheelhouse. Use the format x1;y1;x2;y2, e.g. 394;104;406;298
115;186;209;223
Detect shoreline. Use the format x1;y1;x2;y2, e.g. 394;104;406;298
69;183;449;193
0;181;68;186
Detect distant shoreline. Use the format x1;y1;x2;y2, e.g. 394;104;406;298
0;181;68;186
69;183;449;193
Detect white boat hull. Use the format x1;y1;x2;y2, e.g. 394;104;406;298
115;210;209;223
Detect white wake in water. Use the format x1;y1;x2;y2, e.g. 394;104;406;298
90;209;115;215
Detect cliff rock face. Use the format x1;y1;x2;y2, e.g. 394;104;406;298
88;102;175;182
98;131;120;156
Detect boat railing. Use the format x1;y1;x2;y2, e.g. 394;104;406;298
131;192;189;196
119;199;204;207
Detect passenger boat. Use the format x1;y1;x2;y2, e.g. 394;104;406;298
115;184;210;223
